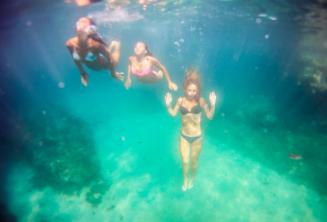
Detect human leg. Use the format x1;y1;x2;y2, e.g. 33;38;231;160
189;137;203;189
179;135;191;191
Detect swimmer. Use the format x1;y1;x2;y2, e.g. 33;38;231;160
66;17;123;86
124;41;178;91
165;68;217;191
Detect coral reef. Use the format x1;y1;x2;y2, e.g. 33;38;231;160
296;2;327;92
16;106;109;206
301;54;327;92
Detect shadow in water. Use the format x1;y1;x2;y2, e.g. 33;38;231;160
0;100;111;216
15;104;111;206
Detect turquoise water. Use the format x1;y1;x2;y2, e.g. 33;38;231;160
1;1;327;221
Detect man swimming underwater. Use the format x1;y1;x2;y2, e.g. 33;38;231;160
66;17;123;86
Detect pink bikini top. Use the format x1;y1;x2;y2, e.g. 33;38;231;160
131;65;153;77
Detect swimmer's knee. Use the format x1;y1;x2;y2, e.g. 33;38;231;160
112;40;120;45
110;40;120;48
181;155;190;164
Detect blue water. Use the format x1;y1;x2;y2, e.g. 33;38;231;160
1;1;327;221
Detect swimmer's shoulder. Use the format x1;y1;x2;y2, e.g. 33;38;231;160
146;55;157;62
129;55;136;61
177;97;184;105
128;56;137;63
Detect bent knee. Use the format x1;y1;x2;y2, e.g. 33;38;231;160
110;40;121;49
66;40;73;48
66;37;77;47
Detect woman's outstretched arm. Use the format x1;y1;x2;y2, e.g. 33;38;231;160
149;57;178;91
124;57;133;89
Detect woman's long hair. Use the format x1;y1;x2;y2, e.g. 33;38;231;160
184;68;201;103
143;43;153;57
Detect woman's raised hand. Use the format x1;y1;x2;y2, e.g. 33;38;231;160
209;92;217;107
165;92;173;107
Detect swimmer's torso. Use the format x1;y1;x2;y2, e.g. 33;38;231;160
180;97;202;136
70;37;102;61
130;56;153;76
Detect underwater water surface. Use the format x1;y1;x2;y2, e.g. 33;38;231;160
1;0;327;221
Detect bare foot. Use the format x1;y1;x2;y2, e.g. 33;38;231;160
181;179;188;192
182;183;188;192
113;72;125;81
187;179;194;190
81;73;89;87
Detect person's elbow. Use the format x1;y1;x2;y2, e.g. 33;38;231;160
65;39;72;47
167;110;175;117
170;111;178;117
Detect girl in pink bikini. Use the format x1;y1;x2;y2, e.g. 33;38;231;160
124;42;178;91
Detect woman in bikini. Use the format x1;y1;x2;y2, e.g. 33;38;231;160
165;69;217;191
124;41;178;91
66;17;124;86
